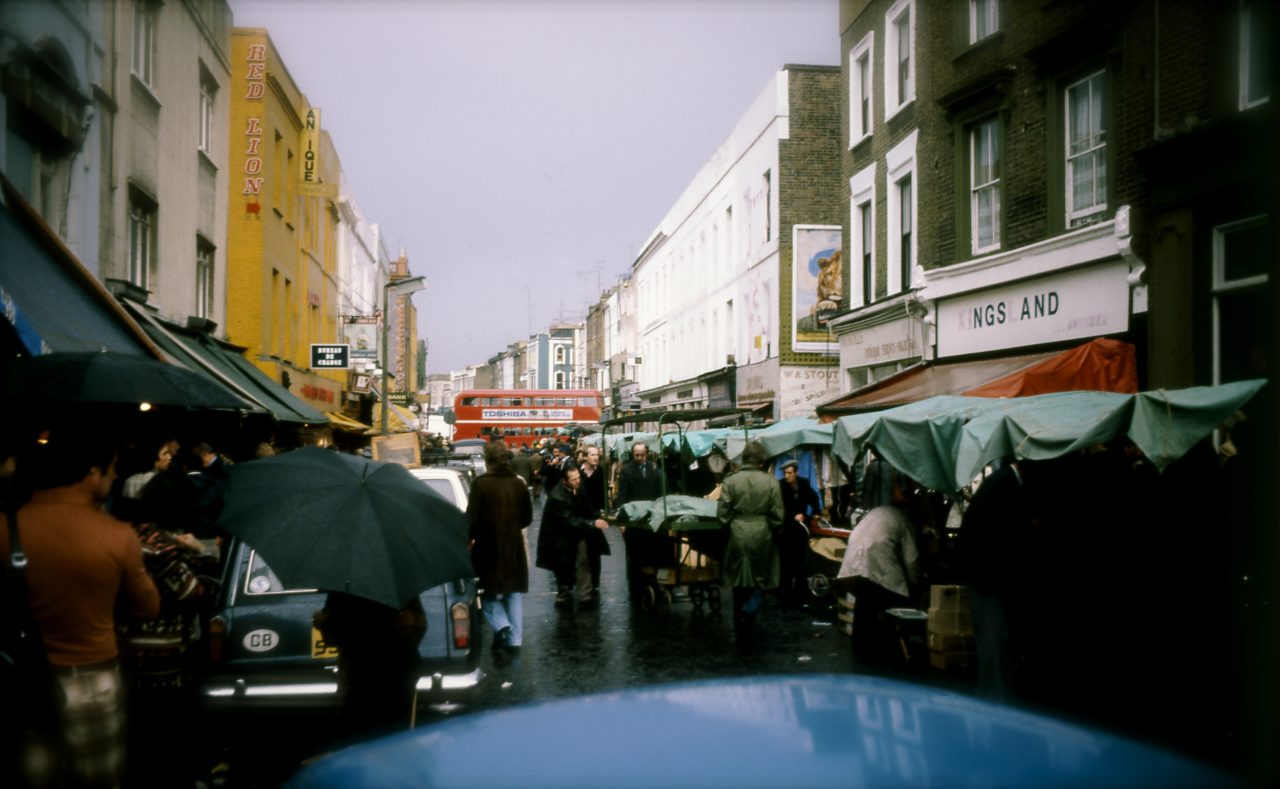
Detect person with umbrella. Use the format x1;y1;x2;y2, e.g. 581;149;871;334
215;448;474;742
466;441;533;656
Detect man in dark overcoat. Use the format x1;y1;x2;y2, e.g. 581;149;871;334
467;441;533;652
535;466;609;608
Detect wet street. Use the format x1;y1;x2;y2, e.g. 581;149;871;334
464;498;854;712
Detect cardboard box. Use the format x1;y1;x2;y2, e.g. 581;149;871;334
928;632;976;653
928;607;974;634
929;649;976;671
929;584;972;611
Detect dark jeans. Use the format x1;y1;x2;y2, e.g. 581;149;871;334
849;577;911;665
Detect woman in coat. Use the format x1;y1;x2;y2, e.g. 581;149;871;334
717;441;784;647
467;441;533;653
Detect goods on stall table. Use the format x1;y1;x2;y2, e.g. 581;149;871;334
837;592;855;637
928;584;977;671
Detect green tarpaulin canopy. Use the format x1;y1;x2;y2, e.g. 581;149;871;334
832;380;1267;492
753;416;834;459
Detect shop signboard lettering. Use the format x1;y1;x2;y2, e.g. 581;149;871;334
242;42;266;198
937;260;1129;357
310;344;349;369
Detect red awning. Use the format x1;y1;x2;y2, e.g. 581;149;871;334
816;339;1138;416
965;338;1137;397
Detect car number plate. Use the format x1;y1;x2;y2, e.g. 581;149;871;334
311;626;339;659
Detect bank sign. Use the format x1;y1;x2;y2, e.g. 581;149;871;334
937;261;1129;358
481;408;574;421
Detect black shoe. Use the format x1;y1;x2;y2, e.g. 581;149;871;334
554;591;573;608
576;597;597;610
492;626;511;652
503;644;522;656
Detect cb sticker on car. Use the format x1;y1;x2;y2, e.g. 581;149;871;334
243;629;280;653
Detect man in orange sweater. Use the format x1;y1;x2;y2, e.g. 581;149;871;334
2;430;159;786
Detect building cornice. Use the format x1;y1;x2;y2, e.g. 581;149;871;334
921;218;1118;302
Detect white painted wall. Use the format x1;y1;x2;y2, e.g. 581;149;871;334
632;71;787;391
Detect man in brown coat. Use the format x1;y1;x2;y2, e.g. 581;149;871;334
466;441;533;654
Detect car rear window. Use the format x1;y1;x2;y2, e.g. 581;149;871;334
420;477;457;505
244;550;314;595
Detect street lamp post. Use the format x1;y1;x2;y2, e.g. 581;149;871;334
381;275;426;435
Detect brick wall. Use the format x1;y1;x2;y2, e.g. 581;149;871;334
779;65;843;366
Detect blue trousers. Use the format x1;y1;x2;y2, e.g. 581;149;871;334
481;592;523;647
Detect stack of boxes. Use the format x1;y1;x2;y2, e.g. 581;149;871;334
927;585;976;671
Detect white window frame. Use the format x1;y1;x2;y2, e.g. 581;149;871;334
554;345;566;365
969;0;999;45
1211;215;1269;385
1065;70;1108;227
850;163;877;307
886;130;917;295
970;118;1002;255
128;197;154;291
132;0;155;87
849;32;875;146
199;75;216;155
1238;0;1270;110
884;0;915;120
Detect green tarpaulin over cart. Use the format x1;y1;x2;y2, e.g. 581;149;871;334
832;379;1267;492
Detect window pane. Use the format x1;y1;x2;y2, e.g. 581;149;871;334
1244;0;1271;105
1222;220;1270;282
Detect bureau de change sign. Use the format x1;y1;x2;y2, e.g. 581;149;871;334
311;344;350;369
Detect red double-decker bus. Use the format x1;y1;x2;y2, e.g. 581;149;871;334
450;389;602;448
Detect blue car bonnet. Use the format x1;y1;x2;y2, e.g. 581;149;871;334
287;674;1239;788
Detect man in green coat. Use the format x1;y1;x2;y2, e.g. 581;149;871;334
717;441;784;647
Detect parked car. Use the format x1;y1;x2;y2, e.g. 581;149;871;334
198;466;483;727
420;437;487;480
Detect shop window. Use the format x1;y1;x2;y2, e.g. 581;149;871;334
849;32;875;145
1213;216;1270;385
884;0;915;119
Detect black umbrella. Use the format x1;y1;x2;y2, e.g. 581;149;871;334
2;351;253;410
216;447;474;609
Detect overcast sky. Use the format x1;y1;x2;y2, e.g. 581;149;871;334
229;0;838;375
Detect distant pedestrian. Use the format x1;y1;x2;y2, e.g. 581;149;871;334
576;445;610;601
535;466;609;608
717;442;784;647
529;448;544;501
778;460;821;602
510;446;535;488
467;442;533;655
1;430;160;787
616;442;662;505
187;442;230;543
121;437;178;499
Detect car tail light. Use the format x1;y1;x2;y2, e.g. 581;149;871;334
207;615;227;663
451;602;470;650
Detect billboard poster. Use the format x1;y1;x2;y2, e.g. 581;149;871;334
791;225;843;353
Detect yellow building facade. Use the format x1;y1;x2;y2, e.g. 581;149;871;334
226;28;344;413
